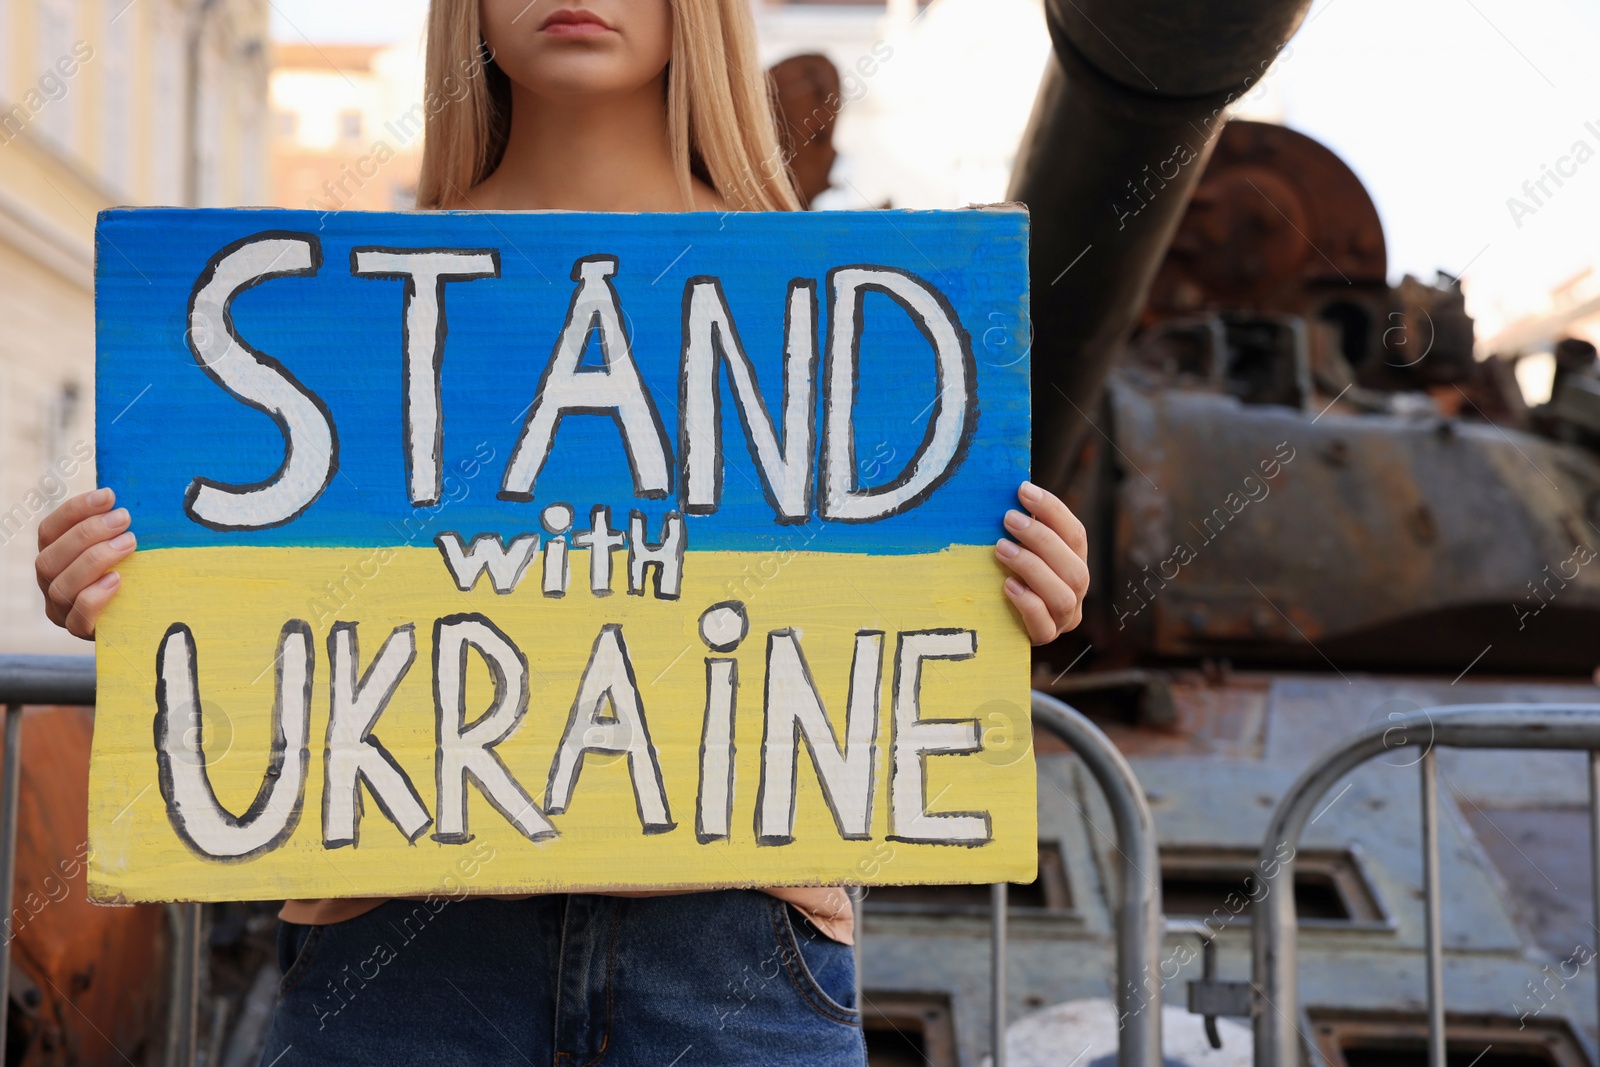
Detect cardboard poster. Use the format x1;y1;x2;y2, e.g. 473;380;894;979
89;207;1034;901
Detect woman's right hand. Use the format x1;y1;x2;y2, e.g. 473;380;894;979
36;489;136;640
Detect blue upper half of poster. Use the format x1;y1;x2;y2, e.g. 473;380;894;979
96;208;1030;554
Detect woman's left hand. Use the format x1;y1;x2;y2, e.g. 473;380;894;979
996;481;1090;645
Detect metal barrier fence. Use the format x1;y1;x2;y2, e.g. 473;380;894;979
0;655;202;1067
1250;704;1600;1067
0;664;1165;1067
1012;692;1164;1067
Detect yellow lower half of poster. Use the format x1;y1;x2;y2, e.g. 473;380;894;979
89;544;1036;902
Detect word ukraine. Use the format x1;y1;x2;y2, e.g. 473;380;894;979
91;208;1033;902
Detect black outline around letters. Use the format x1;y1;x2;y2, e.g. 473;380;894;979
754;628;883;846
627;510;686;600
695;657;738;844
433;531;540;594
500;255;673;502
430;613;553;844
678;276;818;523
819;265;979;524
544;623;677;834
349;247;501;508
182;232;338;532
154;620;312;861
886;628;991;847
322;622;431;849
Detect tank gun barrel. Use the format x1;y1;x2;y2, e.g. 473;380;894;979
1010;0;1312;484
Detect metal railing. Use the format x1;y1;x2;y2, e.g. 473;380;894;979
1013;692;1164;1067
0;655;201;1067
853;692;1163;1067
1250;704;1600;1067
0;664;1166;1067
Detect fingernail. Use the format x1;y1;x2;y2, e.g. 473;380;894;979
1004;577;1025;597
109;532;136;552
996;538;1020;559
103;508;130;531
1004;509;1031;532
89;488;112;507
1019;481;1043;505
96;571;121;590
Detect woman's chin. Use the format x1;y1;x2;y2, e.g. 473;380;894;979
511;62;663;101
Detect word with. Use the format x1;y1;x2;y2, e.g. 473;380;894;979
1513;942;1595;1029
436;506;684;599
1112;441;1297;630
1121;842;1298;1031
1506;119;1600;229
185;236;976;529
0;438;93;547
153;604;988;860
1111;42;1293;231
311;841;495;1029
309;441;497;624
1513;542;1596;630
3;841;92;946
0;41;94;146
308;48;488;216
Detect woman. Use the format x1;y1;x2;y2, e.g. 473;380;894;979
37;1;1089;1063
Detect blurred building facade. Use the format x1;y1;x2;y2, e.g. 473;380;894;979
1485;266;1600;404
271;38;425;213
0;0;270;652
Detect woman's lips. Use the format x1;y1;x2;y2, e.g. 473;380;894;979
539;9;615;36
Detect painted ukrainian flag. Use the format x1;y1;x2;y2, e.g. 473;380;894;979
90;208;1034;902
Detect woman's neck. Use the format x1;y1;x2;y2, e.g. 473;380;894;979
466;76;713;212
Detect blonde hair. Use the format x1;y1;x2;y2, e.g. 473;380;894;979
417;0;800;212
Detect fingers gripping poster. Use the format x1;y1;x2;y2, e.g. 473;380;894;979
90;207;1034;902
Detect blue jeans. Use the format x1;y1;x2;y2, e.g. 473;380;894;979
259;890;866;1066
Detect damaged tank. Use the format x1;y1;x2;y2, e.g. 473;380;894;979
852;1;1600;1066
